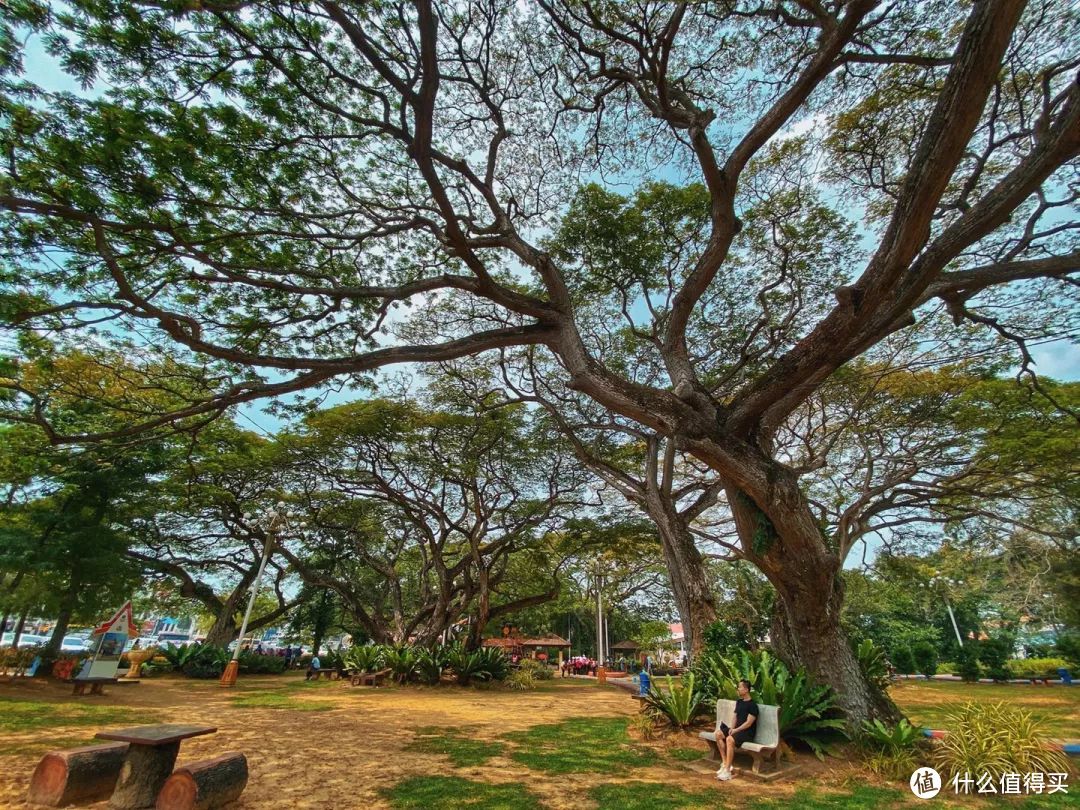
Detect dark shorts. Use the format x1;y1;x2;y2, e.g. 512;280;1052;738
729;730;752;748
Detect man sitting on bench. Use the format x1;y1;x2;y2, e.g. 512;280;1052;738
305;651;321;681
716;678;758;781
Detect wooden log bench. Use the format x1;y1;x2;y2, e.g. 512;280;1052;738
350;667;392;687
27;741;129;807
700;699;783;777
309;668;340;681
155;752;248;810
72;677;119;696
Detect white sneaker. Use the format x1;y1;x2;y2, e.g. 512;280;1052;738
716;766;732;781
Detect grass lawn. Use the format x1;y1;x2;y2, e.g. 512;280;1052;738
0;694;157;758
891;680;1080;738
0;676;1076;809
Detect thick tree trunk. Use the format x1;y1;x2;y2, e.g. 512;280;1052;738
45;575;80;657
727;482;898;728
203;602;240;648
647;501;717;661
768;572;899;726
11;609;29;647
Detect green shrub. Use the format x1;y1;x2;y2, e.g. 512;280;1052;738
473;647;509;681
911;641;938;678
955;644;981;682
891;646;916;675
447;645;483;685
933;701;1069;783
415;646;449;685
855;638;891;691
518;659;553;680
935;661;956;675
694;649;846;757
384;646;420;684
505;668;536;691
178;644;230;678
1054;631;1080;666
1005;657;1069;680
140;660;170;676
642;673;705;728
342;644;384;673
238;652;287;674
158;642;204;671
446;645;507;685
861;718;921;754
867;749;920;781
978;635;1014;682
182;659;225;679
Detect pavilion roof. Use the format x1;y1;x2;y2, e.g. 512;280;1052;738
611;640;639;650
481;634;570;648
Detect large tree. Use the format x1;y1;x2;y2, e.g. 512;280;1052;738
125;422;300;647
279;397;585;646
1;0;1076;723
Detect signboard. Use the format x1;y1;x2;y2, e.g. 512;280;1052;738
77;601;138;680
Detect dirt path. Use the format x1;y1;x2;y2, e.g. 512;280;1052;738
0;675;854;809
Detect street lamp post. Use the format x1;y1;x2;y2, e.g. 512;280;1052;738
930;575;964;648
592;560;607;667
220;502;304;687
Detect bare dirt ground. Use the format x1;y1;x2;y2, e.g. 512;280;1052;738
0;674;862;809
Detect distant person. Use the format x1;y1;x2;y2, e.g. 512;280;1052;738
716;678;758;782
284;646;294;668
306;651;321;681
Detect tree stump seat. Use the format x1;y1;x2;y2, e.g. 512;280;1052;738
72;677;118;696
155;752;248;810
27;741;129;807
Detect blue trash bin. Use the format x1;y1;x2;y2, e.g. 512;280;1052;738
639;670;651;696
1058;667;1073;685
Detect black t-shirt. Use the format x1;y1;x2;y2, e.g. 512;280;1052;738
735;698;759;730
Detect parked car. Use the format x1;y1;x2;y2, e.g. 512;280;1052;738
1;633;47;648
60;635;94;652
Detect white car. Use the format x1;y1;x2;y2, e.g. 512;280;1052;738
0;633;47;648
61;636;94;652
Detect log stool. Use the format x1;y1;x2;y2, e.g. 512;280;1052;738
27;741;130;806
155;753;248;810
72;677;118;696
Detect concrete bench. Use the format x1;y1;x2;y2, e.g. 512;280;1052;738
699;698;782;775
